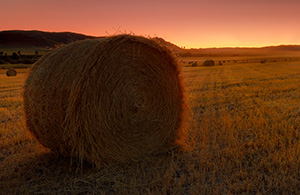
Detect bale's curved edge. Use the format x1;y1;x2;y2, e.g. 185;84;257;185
23;35;187;166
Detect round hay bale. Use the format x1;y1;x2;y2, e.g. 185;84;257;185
23;35;186;165
6;69;17;76
203;60;214;66
261;59;266;63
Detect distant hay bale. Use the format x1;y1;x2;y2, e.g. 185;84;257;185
219;61;222;66
23;35;186;166
261;59;266;63
6;69;17;76
203;60;215;66
192;62;197;67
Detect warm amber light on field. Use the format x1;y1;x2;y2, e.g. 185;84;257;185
3;55;300;193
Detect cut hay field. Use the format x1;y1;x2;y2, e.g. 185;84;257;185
1;58;300;194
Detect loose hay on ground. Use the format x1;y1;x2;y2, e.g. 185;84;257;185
23;35;186;167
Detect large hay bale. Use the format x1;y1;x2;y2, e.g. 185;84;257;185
203;60;214;66
23;35;185;166
6;69;17;76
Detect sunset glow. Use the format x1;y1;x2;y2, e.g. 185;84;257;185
2;0;300;48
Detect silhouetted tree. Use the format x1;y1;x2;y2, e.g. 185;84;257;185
11;52;19;60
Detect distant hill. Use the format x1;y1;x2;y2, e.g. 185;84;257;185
150;38;300;56
180;45;300;57
0;30;97;48
0;30;299;56
262;45;300;52
0;30;183;51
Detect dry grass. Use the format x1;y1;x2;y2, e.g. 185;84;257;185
1;57;300;194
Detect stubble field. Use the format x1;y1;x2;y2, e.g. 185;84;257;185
1;56;300;194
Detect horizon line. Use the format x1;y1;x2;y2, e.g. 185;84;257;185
1;29;300;50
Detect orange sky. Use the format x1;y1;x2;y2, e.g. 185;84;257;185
1;0;300;48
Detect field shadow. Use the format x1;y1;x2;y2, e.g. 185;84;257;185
1;147;184;194
1;151;75;191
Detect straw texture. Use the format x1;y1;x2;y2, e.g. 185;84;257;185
23;35;185;166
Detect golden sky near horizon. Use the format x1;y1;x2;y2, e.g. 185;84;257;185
1;0;300;48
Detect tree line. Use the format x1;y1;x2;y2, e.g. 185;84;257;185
0;51;41;64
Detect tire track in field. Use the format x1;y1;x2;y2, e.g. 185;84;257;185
200;67;218;93
186;67;215;94
185;66;217;110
